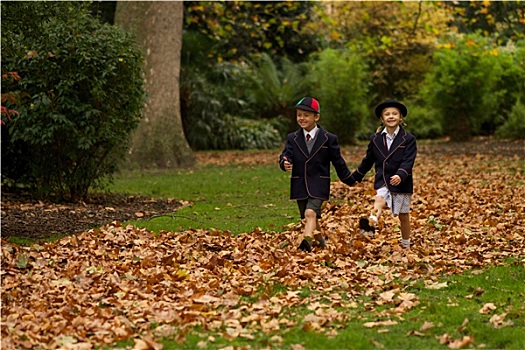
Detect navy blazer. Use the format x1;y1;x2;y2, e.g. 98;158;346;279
279;126;352;200
348;127;417;194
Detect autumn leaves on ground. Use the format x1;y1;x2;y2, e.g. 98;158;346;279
1;139;524;350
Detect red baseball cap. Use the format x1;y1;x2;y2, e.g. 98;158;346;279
295;97;320;113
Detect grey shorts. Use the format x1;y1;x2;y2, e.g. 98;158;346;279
297;198;323;219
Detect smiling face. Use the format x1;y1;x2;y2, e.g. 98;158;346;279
380;107;403;129
296;108;319;132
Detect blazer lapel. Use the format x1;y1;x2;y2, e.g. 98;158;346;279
307;127;328;159
293;130;310;158
385;128;407;159
372;133;387;159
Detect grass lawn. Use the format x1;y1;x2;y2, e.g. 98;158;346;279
109;163;302;235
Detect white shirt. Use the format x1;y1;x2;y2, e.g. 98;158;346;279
303;125;319;140
381;126;400;151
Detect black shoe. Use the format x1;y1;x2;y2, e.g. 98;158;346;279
298;239;312;252
359;217;375;235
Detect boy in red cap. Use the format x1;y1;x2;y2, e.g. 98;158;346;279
279;97;354;252
347;99;417;249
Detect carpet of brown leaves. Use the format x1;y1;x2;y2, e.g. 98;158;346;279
1;138;524;349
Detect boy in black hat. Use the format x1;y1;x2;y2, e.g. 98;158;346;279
347;99;417;249
279;97;354;252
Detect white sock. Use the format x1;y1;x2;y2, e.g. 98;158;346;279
401;238;411;248
369;215;378;225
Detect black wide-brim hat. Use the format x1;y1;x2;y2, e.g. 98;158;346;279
375;99;408;119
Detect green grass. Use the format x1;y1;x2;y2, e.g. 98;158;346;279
203;262;523;349
7;234;66;247
108;261;524;349
110;164;301;235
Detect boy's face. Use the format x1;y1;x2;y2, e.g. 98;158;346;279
380;107;402;128
296;109;319;132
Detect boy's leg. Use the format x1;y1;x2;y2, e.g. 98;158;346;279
296;200;313;252
312;217;327;248
304;209;317;237
306;198;326;248
297;210;316;252
297;198;325;251
296;200;307;248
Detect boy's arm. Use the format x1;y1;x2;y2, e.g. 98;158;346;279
327;135;355;186
395;136;417;182
279;137;294;172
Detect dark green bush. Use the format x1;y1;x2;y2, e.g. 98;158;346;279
181;34;292;150
226;115;285;150
496;99;525;140
306;48;369;144
421;33;505;141
242;53;310;130
1;3;144;200
403;103;443;140
492;40;525;135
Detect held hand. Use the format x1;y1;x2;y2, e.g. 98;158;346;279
283;156;292;172
390;175;401;186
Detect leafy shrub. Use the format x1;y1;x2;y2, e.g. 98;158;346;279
181;31;253;150
1;3;144;200
242;53;310;130
181;35;299;150
421;33;505;141
306;48;369;144
403;103;443;140
491;40;525;134
223;115;284;150
496;99;525;140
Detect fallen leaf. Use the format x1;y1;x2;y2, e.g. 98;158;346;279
489;313;514;328
479;303;497;314
425;281;448;290
407;330;426;337
420;321;434;331
1;141;524;349
448;335;475;349
364;320;398;328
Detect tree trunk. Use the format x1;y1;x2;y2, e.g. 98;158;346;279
115;1;194;168
445;108;472;142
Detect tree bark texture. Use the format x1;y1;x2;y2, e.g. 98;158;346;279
115;1;194;168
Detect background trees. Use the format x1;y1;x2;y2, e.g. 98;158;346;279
183;1;323;63
442;1;525;43
2;1;524;200
318;1;450;108
64;1;525;144
178;0;525;143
